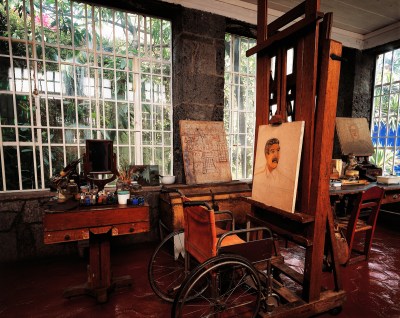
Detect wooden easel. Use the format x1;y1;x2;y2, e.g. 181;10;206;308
245;0;346;315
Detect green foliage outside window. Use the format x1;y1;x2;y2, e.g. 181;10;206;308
0;0;172;191
371;48;400;175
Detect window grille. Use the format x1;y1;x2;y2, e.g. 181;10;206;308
371;48;400;175
224;33;256;180
0;0;172;191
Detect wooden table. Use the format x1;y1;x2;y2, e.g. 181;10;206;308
329;182;400;204
329;182;400;214
44;202;150;303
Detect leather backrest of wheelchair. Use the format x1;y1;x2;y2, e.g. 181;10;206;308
183;203;217;264
218;238;274;263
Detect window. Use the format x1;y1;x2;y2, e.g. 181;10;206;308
224;34;256;180
0;0;172;191
371;48;400;175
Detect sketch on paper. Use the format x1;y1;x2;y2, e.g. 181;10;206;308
335;117;374;156
252;121;305;213
180;120;232;185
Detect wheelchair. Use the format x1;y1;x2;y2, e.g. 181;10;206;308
148;188;279;317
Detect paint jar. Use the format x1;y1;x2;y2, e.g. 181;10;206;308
117;191;130;205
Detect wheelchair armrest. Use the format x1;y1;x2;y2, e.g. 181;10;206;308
160;187;184;196
216;226;273;250
214;210;235;230
183;200;212;210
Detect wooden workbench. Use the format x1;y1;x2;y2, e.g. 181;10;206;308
44;202;150;303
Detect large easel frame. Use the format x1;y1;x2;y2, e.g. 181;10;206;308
244;0;346;315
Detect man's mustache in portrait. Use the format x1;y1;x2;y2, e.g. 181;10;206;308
272;158;279;163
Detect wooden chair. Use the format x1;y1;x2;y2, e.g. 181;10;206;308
338;186;384;264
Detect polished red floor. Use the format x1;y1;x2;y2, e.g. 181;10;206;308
0;214;399;318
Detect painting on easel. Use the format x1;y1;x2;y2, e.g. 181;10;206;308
180;120;232;185
252;121;305;213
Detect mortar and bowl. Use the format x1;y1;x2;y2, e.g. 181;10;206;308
159;175;176;185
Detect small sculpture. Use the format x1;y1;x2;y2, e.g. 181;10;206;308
344;153;359;179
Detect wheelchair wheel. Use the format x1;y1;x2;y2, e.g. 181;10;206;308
148;229;186;302
172;254;261;318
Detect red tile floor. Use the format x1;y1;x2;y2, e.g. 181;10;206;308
0;213;399;318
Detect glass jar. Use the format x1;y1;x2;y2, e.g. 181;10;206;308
67;179;78;196
130;181;142;196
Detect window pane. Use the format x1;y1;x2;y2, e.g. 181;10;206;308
63;98;76;127
371;48;400;175
0;94;15;124
2;127;16;142
73;3;87;48
0;0;172;191
48;98;62;126
224;34;256;180
4;146;19;190
20;146;35;190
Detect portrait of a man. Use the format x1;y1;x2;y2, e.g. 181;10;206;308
252;122;304;212
265;138;280;171
336;118;374;156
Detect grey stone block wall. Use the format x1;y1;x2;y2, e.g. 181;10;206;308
0;192;78;262
172;8;226;184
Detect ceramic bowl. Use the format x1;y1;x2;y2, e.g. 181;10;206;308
160;175;175;184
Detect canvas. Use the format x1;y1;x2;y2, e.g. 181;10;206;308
180;120;232;185
335;117;374;156
252;121;305;213
131;165;160;186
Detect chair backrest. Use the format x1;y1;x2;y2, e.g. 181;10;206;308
347;185;384;237
359;186;384;224
357;186;384;217
183;201;217;264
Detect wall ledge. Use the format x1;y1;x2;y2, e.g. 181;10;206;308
0;190;54;202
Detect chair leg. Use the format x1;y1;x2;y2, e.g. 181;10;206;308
345;228;356;263
363;229;374;259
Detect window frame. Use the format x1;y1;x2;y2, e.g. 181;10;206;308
223;33;257;180
0;0;173;192
370;47;400;176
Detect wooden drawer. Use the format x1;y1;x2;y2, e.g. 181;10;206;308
44;220;150;244
44;204;150;244
44;205;149;231
111;221;150;236
383;190;400;204
44;228;90;244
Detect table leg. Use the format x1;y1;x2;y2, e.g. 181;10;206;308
63;231;132;303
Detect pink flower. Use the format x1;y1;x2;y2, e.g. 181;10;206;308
35;13;56;31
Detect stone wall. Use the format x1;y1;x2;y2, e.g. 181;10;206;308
336;47;375;120
172;8;226;183
333;47;375;158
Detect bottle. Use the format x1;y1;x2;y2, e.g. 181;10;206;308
80;192;85;204
67;179;78;197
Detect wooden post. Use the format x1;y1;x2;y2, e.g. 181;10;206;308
304;39;343;301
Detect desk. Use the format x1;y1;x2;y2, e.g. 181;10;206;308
329;182;400;213
330;182;400;204
44;202;150;302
